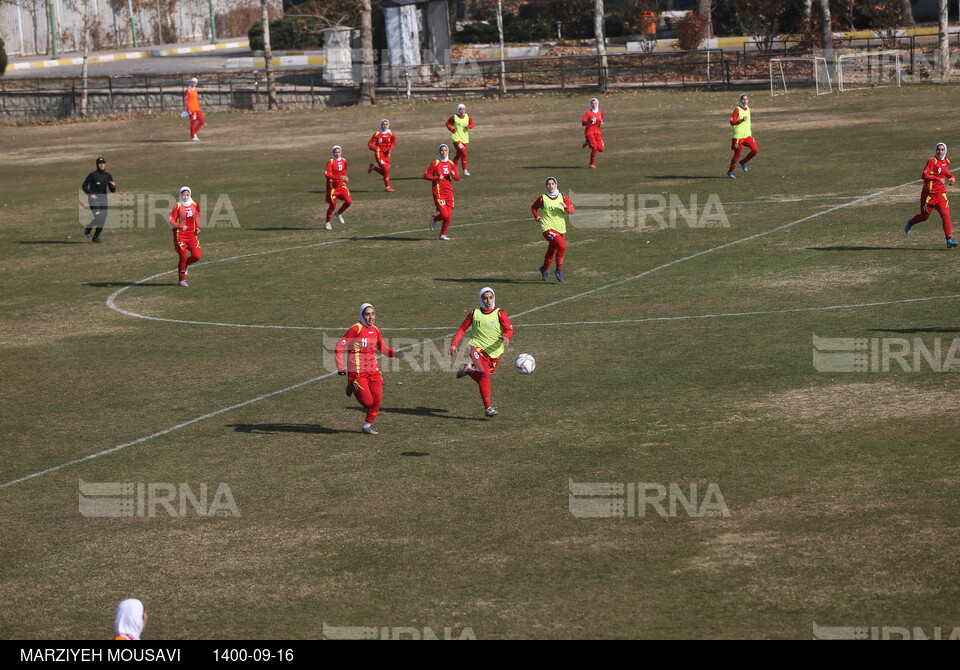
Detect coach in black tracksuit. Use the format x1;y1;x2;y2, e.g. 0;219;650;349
81;156;116;243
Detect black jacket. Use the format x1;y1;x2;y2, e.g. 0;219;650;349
82;169;116;206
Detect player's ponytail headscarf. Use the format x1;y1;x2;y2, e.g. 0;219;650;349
438;144;450;161
114;598;145;640
478;286;495;310
589;97;600;111
380;119;390;133
545;176;559;198
456;103;466;116
179;186;193;205
936;142;948;158
331;145;343;159
359;302;374;326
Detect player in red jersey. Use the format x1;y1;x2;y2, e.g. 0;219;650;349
906;142;957;248
582;97;604;168
367;119;397;192
446;103;475;175
728;93;758;178
324;145;352;230
168;186;201;287
184;77;204;141
335;303;404;435
450;287;514;418
113;598;148;640
423;144;460;241
531;176;575;282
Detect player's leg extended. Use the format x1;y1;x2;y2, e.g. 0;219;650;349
337;191;352;215
175;241;189;279
554;232;567;269
186;238;202;266
325;199;336;223
542;230;557;269
468;347;493;409
935;200;953;239
366;377;384;424
729;139;744;173
352;377;375;415
741;137;759;165
439;204;453;236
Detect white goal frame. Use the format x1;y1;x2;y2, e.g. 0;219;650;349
837;50;902;92
769;57;832;95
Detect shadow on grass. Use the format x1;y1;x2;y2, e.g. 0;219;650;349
85;281;170;287
646;175;728;180
434;277;539;284
249;227;317;231
348;406;484;421
518;166;572;170
400;451;430;457
868;327;960;334
807;246;930;252
227;423;353;435
349;235;421;242
19;240;83;244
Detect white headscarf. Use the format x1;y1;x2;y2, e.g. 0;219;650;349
545;176;559;198
936;142;948;158
359;302;374;326
738;93;749;108
589;98;599;111
114;598;145;640
380;119;390;133
190;77;198;85
438;144;449;161
456;104;466;116
331;145;342;159
179;186;193;204
478;286;495;310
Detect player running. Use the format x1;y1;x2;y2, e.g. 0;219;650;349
423;144;460;241
446;103;474;175
184;77;204;141
335;303;404;435
368;119;397;192
451;287;514;418
582;97;604;169
168;186;201;287
728;93;758;178
531;176;575;282
905;142;957;248
324;145;352;230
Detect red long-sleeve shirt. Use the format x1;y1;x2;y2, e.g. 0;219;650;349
368;131;396;163
921;157;953;196
451;309;515;348
531;193;575;218
325;158;348;189
582;109;603;137
168;200;200;234
730;107;747;126
335;322;399;376
423;159;460;201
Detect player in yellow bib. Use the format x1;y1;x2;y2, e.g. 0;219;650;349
531;177;575;282
450;287;515;418
446;103;475;175
728;93;758;178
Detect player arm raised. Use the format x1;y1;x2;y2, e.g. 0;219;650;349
376;329;404;359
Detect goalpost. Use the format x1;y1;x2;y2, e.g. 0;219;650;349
837;50;902;92
769;57;832;95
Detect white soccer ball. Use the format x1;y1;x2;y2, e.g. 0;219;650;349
514;353;536;374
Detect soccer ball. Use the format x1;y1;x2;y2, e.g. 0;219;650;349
514;353;536;374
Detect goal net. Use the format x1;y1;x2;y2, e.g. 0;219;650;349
837;50;901;92
770;57;832;95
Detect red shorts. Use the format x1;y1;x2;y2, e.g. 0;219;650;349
585;133;604;151
471;347;501;373
923;192;949;212
377;153;391;169
326;184;350;205
434;196;454;216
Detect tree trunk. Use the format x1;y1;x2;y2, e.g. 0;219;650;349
937;0;949;79
261;0;279;110
594;0;608;91
359;0;375;105
901;0;916;27
496;0;506;97
820;0;833;51
698;0;712;40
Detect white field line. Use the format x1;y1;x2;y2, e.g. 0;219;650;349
0;181;918;489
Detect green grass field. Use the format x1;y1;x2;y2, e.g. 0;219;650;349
2;86;959;640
